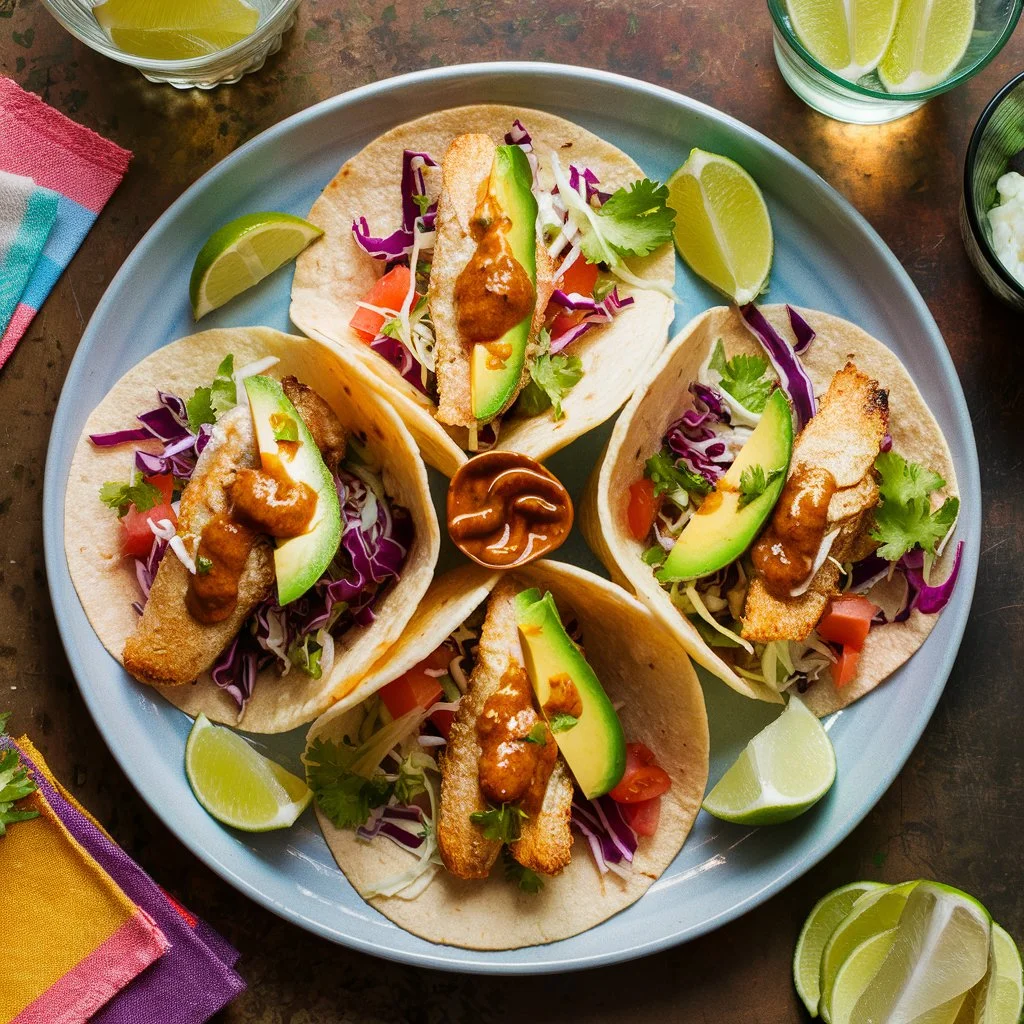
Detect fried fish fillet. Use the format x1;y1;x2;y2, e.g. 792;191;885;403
282;375;346;472
742;364;888;644
429;133;556;429
122;405;274;687
437;580;573;879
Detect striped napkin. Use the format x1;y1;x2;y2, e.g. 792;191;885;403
0;170;58;336
0;77;131;368
0;735;245;1024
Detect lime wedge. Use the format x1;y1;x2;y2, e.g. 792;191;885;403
667;148;773;305
189;212;323;320
701;695;835;826
877;0;975;93
820;881;920;1021
834;882;991;1024
828;927;901;1024
972;923;1024;1024
93;0;260;60
185;713;312;831
794;880;888;1017
786;0;901;80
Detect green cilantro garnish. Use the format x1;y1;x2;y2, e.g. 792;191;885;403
98;478;164;518
394;753;428;805
411;193;431;216
517;331;583;420
305;736;393;829
737;464;783;509
470;803;527;843
524;722;548;746
272;415;299;443
549;713;578;733
186;354;236;431
579;178;675;263
380;317;403;339
0;713;39;836
644;449;711;499
870;451;959;562
641;545;666;568
196;556;213;575
502;848;544;894
708;339;774;413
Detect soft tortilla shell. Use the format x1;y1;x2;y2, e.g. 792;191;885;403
580;305;959;716
290;104;675;476
306;560;709;950
65;327;440;734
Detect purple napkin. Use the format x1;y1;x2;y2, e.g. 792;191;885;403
2;737;246;1024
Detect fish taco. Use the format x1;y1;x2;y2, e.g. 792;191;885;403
304;560;708;950
65;327;440;733
581;304;963;716
290;104;676;476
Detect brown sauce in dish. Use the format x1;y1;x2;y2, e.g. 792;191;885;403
544;673;583;718
187;455;319;625
477;663;556;814
454;195;535;344
447;451;573;568
751;466;837;598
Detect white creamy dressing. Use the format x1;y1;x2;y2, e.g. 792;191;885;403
988;171;1024;286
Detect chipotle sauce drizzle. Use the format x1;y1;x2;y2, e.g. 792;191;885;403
477;663;556;814
751;466;836;598
187;453;319;625
454;194;535;346
447;451;573;568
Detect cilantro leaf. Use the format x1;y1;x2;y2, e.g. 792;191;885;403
394;753;428;805
502;848;544;894
738;464;783;509
412;193;431;216
524;722;548;746
517;348;583;420
98;479;163;518
579;178;675;263
0;715;39;837
708;339;774;413
641;545;666;568
870;451;959;562
186;354;236;430
644;449;712;499
304;736;393;830
549;713;578;733
185;387;216;432
272;414;299;443
470;803;527;843
196;556;213;575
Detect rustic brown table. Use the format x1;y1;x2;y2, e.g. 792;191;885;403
2;2;1021;1020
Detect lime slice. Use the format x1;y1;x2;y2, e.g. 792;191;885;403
786;0;901;80
972;923;1024;1024
794;880;888;1017
93;0;260;60
667;148;773;306
877;0;975;93
828;927;901;1024
820;881;920;1021
185;713;312;831
189;212;323;320
834;882;991;1024
701;695;835;826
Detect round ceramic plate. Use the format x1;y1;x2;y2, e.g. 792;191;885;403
43;63;979;973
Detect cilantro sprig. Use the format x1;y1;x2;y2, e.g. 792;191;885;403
578;178;675;264
708;339;774;413
305;736;393;830
98;478;164;518
549;713;578;733
516;331;583;420
0;713;39;836
502;848;544;894
186;354;236;432
470;803;527;844
737;464;783;509
644;449;711;499
870;451;959;562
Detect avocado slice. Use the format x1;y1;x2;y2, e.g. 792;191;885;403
514;588;626;800
243;375;341;605
469;144;538;422
658;387;793;583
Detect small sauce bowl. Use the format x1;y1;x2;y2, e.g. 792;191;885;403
447;451;573;569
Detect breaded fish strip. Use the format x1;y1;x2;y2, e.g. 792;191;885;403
742;365;888;643
430;133;555;428
437;580;573;879
282;376;346;472
123;405;274;687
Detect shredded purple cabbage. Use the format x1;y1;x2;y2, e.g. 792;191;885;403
662;381;735;484
567;164;611;205
352;150;438;262
572;795;638;874
504;119;531;147
369;334;429;395
850;542;964;624
549;287;634;353
357;804;426;851
786;305;816;355
740;303;817;431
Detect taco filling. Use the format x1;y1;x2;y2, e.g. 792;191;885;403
305;580;671;899
628;304;963;698
346;119;674;450
88;353;412;711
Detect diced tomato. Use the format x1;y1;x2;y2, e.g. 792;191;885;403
619;796;661;837
626;478;658;542
144;473;174;504
558;257;599;297
348;266;413;343
609;742;672;804
429;708;456;741
817;595;879;651
831;646;861;688
549;309;586;338
379;644;450;721
120;502;177;559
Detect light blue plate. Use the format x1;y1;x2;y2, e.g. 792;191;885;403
42;63;979;973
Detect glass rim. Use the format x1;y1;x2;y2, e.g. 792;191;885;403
39;0;298;71
963;68;1024;300
767;0;1024;102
